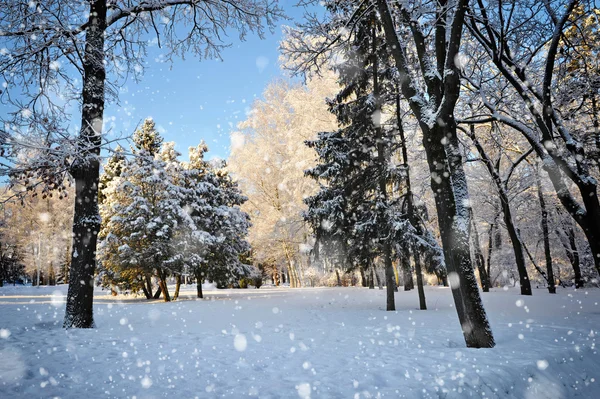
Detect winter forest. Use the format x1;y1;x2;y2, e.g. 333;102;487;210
0;0;599;398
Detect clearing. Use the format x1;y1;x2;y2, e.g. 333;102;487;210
0;285;599;398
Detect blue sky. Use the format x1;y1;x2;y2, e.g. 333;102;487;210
104;0;318;162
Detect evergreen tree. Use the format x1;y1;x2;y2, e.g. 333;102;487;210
98;122;185;301
305;4;401;309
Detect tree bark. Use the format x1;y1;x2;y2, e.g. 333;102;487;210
63;0;107;329
536;167;556;293
469;211;490;292
173;274;182;300
413;247;427;310
157;269;170;302
375;268;383;290
141;283;151;299
369;267;375;289
145;274;153;299
401;254;414;291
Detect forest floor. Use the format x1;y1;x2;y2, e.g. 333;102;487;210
0;284;599;398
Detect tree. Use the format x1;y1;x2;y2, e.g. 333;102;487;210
228;74;339;287
374;0;494;347
465;124;533;295
466;0;600;276
98;123;185;302
304;6;401;310
0;0;282;328
181;145;252;295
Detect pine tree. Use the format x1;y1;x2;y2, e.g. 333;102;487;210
98;121;185;301
305;4;400;310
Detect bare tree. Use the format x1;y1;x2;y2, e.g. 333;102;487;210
465;124;533;295
0;0;283;328
466;0;600;275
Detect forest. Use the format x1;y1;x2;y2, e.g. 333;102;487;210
0;1;600;397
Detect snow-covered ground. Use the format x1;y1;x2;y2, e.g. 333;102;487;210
0;284;599;398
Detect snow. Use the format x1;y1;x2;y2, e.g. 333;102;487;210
1;285;599;398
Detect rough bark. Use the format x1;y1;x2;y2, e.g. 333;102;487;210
369;268;375;289
63;0;107;329
141;283;151;300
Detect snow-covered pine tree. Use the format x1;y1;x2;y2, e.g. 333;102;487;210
178;143;220;298
179;144;252;296
305;3;402;310
205;162;253;289
98;121;185;302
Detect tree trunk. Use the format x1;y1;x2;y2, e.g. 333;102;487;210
375;268;382;290
413;247;427;310
157;269;170;302
360;267;367;287
145;274;153;299
141;283;151;299
500;204;532;295
384;244;395;311
556;210;583;288
486;221;495;286
63;0;107;329
401;254;414;291
153;286;162;299
370;23;395;311
173;274;182;300
470;213;490;292
335;269;341;287
369;268;375;289
376;0;494;347
536;168;556;293
195;270;203;299
48;262;56;286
